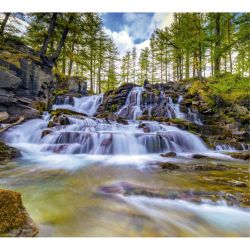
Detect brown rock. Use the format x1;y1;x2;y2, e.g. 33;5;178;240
0;189;38;237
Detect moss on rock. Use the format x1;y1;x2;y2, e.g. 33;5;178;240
0;142;21;162
0;189;38;236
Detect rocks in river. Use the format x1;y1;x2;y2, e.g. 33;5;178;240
0;189;38;237
159;162;180;170
157;161;228;172
160;152;177;158
41;129;52;138
98;181;248;207
48;114;70;128
227;151;250;160
192;154;210;159
0;142;21;162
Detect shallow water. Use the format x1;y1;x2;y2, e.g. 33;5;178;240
0;155;249;237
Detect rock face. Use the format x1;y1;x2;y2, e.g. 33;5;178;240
98;81;249;149
0;189;38;237
0;141;21;162
0;44;53;120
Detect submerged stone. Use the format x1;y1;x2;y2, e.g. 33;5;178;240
160;162;180;170
160;152;177;157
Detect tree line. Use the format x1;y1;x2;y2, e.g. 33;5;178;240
0;12;249;92
121;13;250;85
0;13;119;93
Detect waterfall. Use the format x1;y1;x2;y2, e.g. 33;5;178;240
4;112;208;156
216;144;236;152
116;87;144;120
186;108;203;125
52;94;103;116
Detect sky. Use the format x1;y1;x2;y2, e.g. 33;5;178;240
101;13;174;56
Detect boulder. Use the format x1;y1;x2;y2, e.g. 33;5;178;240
0;70;22;90
0;142;21;162
0;189;38;237
160;162;180;170
160;152;177;157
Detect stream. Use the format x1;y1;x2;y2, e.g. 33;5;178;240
1;87;249;236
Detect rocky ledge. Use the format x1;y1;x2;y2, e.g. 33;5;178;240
0;189;38;237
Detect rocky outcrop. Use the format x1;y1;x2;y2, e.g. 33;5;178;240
97;83;137;114
0;189;38;237
0;44;54;121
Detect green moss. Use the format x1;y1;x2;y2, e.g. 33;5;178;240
52;88;69;96
34;102;46;114
50;109;84;117
0;189;26;233
109;104;118;112
207;74;250;103
0;44;40;69
0;142;21;162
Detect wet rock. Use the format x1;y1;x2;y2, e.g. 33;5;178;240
98;182;243;206
50;108;86;117
0;142;21;162
48;114;70;128
0;111;9;122
185;164;227;171
192;154;210;159
160;152;177;157
228;151;250;160
0;189;38;237
160;162;180;170
41;129;52;138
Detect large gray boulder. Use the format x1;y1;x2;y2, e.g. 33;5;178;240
0;70;22;90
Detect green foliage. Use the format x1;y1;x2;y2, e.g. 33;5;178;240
207;74;250;102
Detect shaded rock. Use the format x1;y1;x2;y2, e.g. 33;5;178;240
160;152;177;158
228;151;250;160
192;154;210;159
0;142;21;162
160;162;180;170
188;164;227;171
0;70;22;90
41;129;52;138
48;114;70;128
0;189;38;237
0;111;9;122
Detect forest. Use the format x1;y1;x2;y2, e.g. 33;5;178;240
0;13;249;92
0;12;249;238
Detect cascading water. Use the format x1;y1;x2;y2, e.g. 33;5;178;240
116;87;144;120
2;86;249;237
52;94;103;116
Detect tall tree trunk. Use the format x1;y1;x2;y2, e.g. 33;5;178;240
90;43;93;92
214;13;221;77
0;13;11;36
228;17;233;73
185;51;190;79
49;15;73;63
68;41;75;77
62;46;66;74
39;13;57;56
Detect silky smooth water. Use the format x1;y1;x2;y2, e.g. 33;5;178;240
1;87;249;236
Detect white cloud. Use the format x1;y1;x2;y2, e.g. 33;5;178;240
104;27;134;56
104;13;174;57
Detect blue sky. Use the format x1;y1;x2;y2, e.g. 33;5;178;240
101;13;173;56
